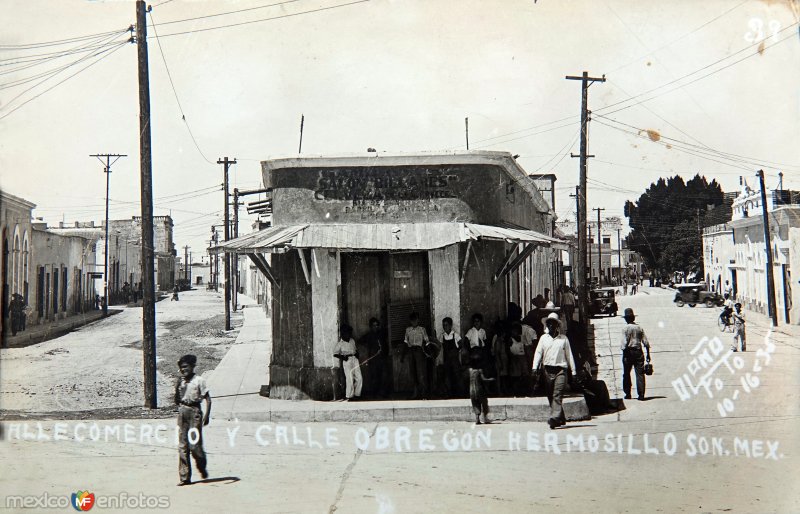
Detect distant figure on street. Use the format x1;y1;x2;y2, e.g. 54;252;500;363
622;278;628;296
172;285;180;301
403;312;430;400
9;294;24;336
723;280;733;299
468;347;495;424
732;303;746;352
334;324;362;401
557;284;576;321
532;312;576;429
620;308;651;401
174;354;211;486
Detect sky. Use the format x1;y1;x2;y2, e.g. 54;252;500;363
1;0;799;258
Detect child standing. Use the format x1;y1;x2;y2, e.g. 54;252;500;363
468;348;495;424
438;317;464;398
175;354;211;486
403;312;430;400
333;324;362;401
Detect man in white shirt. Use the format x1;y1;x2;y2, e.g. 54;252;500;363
532;313;576;429
334;324;363;401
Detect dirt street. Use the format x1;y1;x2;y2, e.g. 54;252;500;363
0;289;244;414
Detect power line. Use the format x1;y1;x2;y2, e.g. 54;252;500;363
153;0;371;39
0;40;129;120
594;115;800;171
470;119;576;150
605;0;749;74
147;10;215;165
150;0;304;27
596;24;799;115
0;29;130;66
0;27;132;50
0;34;130;89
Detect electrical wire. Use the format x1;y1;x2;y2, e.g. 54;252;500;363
605;0;749;75
150;0;304;27
152;0;371;39
596;24;799;115
594;114;800;172
0;40;129;121
0;33;131;89
148;10;216;165
0;27;132;50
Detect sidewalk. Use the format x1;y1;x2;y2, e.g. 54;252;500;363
207;300;590;423
1;309;122;349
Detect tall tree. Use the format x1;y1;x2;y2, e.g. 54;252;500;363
624;174;724;277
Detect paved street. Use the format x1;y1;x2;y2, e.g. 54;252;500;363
1;286;798;513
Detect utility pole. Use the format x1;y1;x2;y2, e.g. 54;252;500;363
570;186;580;288
587;224;593;285
756;169;778;327
183;245;189;282
135;0;157;409
218;157;236;331
90;153;126;316
594;207;605;284
232;188;240;311
465;117;469;150
298;114;304;154
566;71;605;324
617;228;623;284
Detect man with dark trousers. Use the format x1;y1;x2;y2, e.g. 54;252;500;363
175;354;211;485
620;308;651;401
532;313;576;429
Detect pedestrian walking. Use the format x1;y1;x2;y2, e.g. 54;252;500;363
557;284;576;321
334;324;362;401
174;354;211;486
532;312;576;429
468;347;495;424
732;303;746;352
620;308;651;401
403;312;430;400
9;294;23;336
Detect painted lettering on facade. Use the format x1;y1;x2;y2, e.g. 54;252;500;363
314;169;459;203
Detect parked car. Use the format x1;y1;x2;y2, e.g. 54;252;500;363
589;287;618;317
673;283;724;308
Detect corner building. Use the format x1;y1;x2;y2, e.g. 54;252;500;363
218;152;567;400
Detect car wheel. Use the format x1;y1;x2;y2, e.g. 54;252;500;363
676;300;685;307
705;299;714;308
689;303;697;308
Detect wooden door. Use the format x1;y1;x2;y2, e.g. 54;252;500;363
341;253;386;343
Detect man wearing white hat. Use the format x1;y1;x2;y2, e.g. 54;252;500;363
532;312;576;429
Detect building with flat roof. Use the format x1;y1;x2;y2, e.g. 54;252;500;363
217;151;569;400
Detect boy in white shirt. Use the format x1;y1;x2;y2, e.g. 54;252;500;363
438;316;465;398
403;312;430;400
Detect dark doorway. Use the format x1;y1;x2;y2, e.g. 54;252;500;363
341;253;386;339
37;267;44;318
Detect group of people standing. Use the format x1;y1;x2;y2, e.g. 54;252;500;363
332;284;589;429
6;293;28;338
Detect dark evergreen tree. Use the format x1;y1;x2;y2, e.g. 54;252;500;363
623;174;724;278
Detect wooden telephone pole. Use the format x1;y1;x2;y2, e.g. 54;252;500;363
135;0;157;408
594;207;605;284
89;153;126;316
218;157;236;331
566;71;605;323
756;170;779;326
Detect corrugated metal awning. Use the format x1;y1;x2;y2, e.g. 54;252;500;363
213;222;567;253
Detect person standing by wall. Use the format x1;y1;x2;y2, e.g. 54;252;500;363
731;303;746;352
620;308;651;401
334;324;362;401
532;313;576;429
403;312;430;400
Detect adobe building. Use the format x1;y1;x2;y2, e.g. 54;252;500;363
217;152;567;400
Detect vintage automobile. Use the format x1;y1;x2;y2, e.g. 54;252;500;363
589;287;618;317
673;283;724;308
